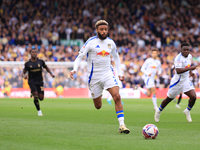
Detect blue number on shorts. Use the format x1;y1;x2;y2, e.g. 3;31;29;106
113;77;118;85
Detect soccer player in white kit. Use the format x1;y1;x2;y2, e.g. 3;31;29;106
70;20;130;134
140;48;162;111
154;43;198;122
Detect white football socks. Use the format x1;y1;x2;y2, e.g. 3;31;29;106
118;117;125;126
152;95;158;109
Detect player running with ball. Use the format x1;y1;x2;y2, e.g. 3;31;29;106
70;20;130;134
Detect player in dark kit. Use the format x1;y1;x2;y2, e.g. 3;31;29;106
22;49;55;116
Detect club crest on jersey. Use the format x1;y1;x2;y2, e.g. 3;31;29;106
107;44;111;48
96;50;110;57
30;65;32;68
91;93;94;97
38;64;40;67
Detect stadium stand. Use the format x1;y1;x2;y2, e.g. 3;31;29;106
0;0;200;89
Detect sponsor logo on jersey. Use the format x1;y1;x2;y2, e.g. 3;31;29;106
30;68;41;72
151;66;157;69
185;64;190;68
96;50;110;57
95;45;100;48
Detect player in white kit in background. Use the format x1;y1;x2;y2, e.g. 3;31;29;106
154;43;198;122
139;48;162;111
70;20;130;134
107;56;126;105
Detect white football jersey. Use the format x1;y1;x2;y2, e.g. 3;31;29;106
141;58;162;79
173;53;192;81
73;35;122;82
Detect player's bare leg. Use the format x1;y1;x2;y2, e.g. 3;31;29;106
140;87;157;111
32;91;43;116
30;92;33;98
106;94;112;105
107;86;130;134
138;86;152;97
107;91;124;105
146;88;152;97
136;86;149;96
175;93;182;109
93;95;102;109
107;86;123;112
38;93;44;101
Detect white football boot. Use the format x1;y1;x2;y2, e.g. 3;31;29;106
38;110;43;116
154;108;161;122
175;104;181;109
118;125;130;134
183;109;192;122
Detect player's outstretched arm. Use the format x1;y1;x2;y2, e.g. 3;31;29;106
112;53;124;81
22;69;28;79
70;70;76;80
141;60;151;76
189;70;195;77
118;75;124;81
176;65;197;74
45;66;55;78
70;49;88;80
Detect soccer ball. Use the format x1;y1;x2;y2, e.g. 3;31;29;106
142;124;159;139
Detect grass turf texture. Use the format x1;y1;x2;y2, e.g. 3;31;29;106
0;98;200;150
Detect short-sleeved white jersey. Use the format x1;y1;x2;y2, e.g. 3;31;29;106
173;53;192;81
141;58;162;79
73;35;122;83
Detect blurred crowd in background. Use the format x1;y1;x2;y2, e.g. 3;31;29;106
0;0;200;90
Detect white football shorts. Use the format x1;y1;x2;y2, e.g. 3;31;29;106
167;78;194;98
89;72;119;99
144;76;155;89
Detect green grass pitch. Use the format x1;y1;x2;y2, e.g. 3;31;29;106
1;98;200;150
